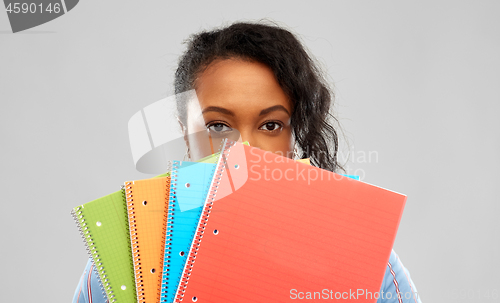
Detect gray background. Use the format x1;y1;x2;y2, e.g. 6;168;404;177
1;1;499;302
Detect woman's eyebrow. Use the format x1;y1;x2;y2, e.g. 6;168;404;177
202;106;235;116
259;105;290;116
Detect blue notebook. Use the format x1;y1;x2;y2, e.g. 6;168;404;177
160;161;217;303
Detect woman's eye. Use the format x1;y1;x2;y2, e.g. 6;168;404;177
259;122;282;132
207;123;232;133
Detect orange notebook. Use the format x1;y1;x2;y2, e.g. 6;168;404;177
125;176;171;302
175;140;406;302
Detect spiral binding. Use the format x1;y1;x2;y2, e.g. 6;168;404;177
124;180;144;302
161;160;179;302
71;206;110;302
173;139;235;302
157;162;172;302
121;183;136;301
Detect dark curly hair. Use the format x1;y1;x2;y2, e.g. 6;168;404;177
175;21;343;173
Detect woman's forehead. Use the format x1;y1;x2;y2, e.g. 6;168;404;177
194;59;292;114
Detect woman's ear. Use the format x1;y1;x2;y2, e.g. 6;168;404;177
289;135;297;159
177;117;186;133
177;117;191;161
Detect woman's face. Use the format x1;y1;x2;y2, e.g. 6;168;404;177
184;58;294;160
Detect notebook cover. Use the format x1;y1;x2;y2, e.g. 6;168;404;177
72;190;136;302
125;176;171;303
174;140;406;302
160;161;217;303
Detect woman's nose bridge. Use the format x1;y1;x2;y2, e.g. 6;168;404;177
237;128;254;146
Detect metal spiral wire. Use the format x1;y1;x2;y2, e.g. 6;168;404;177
174;138;233;302
71;206;110;302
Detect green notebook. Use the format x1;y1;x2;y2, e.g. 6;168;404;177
72;190;136;302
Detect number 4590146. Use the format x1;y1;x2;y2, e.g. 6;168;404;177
5;2;61;14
